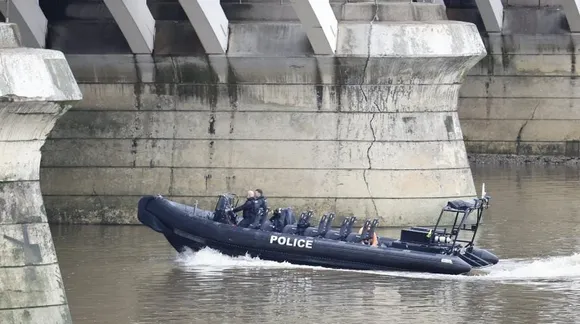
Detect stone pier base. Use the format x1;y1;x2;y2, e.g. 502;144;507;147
0;23;82;323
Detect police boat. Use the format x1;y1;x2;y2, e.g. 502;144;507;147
137;185;498;275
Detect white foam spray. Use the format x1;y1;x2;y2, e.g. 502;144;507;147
174;247;580;284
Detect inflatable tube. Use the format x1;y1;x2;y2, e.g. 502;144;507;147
136;195;499;275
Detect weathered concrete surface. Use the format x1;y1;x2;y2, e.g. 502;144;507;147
40;0;483;226
453;3;580;157
0;0;48;48
0;23;82;323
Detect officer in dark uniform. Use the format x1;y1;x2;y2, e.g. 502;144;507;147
232;190;259;228
254;189;270;226
255;189;268;213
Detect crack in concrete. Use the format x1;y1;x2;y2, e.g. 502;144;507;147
360;0;380;218
516;101;540;155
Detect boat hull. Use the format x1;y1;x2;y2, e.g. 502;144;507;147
138;195;474;275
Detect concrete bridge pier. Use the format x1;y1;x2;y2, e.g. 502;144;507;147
0;23;81;323
39;0;488;225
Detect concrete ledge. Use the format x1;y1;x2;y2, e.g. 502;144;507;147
486;34;580;54
40;167;474;198
460;76;580;98
44;194;475;226
0;49;82;101
72;83;461;113
459;98;580;120
467;54;578;76
462;119;580;142
336;22;485;56
42;139;470;169
48;111;465;142
465;141;578;156
64;54;481;85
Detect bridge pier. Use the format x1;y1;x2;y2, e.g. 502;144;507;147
0;23;82;323
40;0;485;225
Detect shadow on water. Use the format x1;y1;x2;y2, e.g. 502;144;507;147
50;164;580;324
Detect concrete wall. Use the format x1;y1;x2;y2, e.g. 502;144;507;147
0;23;82;324
449;1;580;156
39;0;484;226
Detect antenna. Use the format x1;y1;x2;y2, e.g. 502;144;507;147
481;183;486;199
6;0;10;23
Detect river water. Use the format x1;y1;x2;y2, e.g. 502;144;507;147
50;164;580;324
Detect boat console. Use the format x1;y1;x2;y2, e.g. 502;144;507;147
393;185;496;267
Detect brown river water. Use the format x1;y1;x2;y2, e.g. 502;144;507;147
50;164;580;324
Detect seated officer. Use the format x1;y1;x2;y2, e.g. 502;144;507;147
232;190;259;228
358;226;379;247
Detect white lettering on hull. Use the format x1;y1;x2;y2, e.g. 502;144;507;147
269;235;313;249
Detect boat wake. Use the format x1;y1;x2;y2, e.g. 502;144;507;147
175;247;580;284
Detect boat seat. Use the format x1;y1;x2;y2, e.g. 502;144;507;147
323;216;356;241
284;211;313;236
324;230;341;240
303;227;320;237
345;233;362;243
283;225;298;234
303;214;328;237
260;220;275;232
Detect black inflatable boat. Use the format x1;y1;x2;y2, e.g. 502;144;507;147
138;188;498;275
